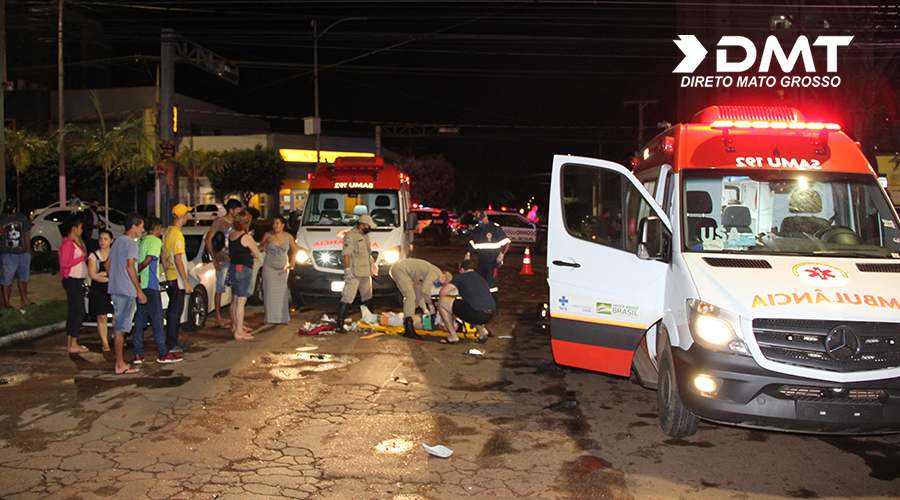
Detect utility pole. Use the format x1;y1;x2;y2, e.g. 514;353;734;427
0;0;6;203
58;0;65;207
624;100;657;152
160;28;175;225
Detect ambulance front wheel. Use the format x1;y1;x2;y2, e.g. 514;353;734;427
657;344;699;437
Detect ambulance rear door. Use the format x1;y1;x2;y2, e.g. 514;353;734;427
548;155;670;377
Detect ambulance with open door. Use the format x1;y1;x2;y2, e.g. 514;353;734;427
548;105;900;436
289;157;410;306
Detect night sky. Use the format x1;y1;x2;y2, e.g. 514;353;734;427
7;1;899;208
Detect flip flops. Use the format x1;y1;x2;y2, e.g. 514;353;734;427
440;339;460;345
67;346;89;354
115;365;140;375
234;335;255;341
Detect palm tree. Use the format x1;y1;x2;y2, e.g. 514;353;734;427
174;140;224;206
82;92;153;211
4;129;46;211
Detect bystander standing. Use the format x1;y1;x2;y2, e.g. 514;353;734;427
106;213;146;375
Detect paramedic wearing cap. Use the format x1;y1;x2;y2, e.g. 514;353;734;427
0;200;34;308
466;211;510;298
389;258;450;340
163;204;193;353
336;214;377;333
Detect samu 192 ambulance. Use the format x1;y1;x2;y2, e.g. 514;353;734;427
289;157;411;307
548;105;900;437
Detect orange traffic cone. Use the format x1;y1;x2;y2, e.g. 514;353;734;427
520;247;533;275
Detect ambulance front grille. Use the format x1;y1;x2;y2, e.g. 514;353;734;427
312;250;380;270
856;263;900;273
753;319;900;372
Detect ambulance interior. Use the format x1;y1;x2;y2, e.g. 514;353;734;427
682;169;900;256
302;190;401;227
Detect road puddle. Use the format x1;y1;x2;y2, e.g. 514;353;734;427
261;348;359;380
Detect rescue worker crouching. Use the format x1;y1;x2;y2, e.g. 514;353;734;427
336;215;378;333
465;211;510;306
389;258;451;340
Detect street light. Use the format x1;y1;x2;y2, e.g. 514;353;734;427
312;17;367;167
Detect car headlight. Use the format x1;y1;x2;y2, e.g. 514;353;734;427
381;246;401;265
687;299;749;356
294;247;311;265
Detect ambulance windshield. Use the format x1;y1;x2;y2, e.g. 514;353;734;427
302;190;400;227
682;169;900;257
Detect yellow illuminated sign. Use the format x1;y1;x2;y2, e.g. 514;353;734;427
279;149;374;163
173;106;177;133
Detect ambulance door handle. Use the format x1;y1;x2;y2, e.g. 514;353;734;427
552;260;581;268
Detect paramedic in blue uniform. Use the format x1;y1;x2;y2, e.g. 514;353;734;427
336;214;377;333
465;211;510;304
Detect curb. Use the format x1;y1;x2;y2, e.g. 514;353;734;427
0;321;67;349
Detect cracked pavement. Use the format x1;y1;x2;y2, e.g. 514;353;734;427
1;247;900;499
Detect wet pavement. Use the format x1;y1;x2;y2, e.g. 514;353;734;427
1;245;900;499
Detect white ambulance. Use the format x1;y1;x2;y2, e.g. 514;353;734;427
548;105;900;436
289;157;411;306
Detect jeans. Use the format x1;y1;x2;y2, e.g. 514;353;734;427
132;288;166;357
165;282;186;349
62;277;85;339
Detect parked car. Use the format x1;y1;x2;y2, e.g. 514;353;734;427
409;208;458;246
84;225;263;332
30;207;126;253
190;203;226;225
29;201;87;220
457;210;547;253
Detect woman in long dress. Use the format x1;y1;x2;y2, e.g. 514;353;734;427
259;216;300;324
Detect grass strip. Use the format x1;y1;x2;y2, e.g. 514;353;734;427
0;300;67;336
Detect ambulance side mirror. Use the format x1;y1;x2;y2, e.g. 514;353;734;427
636;216;670;262
405;212;418;231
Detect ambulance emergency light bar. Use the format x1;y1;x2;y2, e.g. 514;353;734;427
710;120;841;131
698;105;841;131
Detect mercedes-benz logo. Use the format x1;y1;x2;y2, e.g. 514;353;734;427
824;326;861;361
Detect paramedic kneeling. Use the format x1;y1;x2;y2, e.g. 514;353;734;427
437;259;495;344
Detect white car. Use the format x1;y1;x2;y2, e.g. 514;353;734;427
30;207;126;253
84;225;263;333
190;204;226;225
29;201;87;219
484;211;548;253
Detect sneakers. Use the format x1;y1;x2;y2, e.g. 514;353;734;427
157;352;183;364
168;343;189;353
133;355;145;365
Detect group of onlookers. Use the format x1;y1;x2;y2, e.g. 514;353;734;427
55;198;307;374
0;196;501;375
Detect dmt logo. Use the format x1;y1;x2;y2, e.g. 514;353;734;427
674;35;853;89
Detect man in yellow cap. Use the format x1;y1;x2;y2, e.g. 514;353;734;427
162;204;193;352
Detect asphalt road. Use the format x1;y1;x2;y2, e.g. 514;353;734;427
1;245;899;499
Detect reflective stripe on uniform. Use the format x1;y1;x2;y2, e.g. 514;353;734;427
469;237;511;250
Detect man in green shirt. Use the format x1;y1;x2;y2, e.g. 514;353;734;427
132;217;182;364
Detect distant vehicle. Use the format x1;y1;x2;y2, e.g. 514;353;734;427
30;206;126;253
409;208;458;246
84;225;263;332
190;203;226;225
458;210;547;253
30;201;87;219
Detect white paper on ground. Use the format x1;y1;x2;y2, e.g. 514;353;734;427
422;444;453;458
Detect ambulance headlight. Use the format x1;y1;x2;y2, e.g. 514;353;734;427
382;246;401;265
294;247;311;265
687;299;749;356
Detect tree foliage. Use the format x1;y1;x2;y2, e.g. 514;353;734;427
174;142;225;206
4;129;47;211
208;145;287;208
398;154;456;208
79;92;154;210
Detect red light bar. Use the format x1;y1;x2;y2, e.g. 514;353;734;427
710;120;840;131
